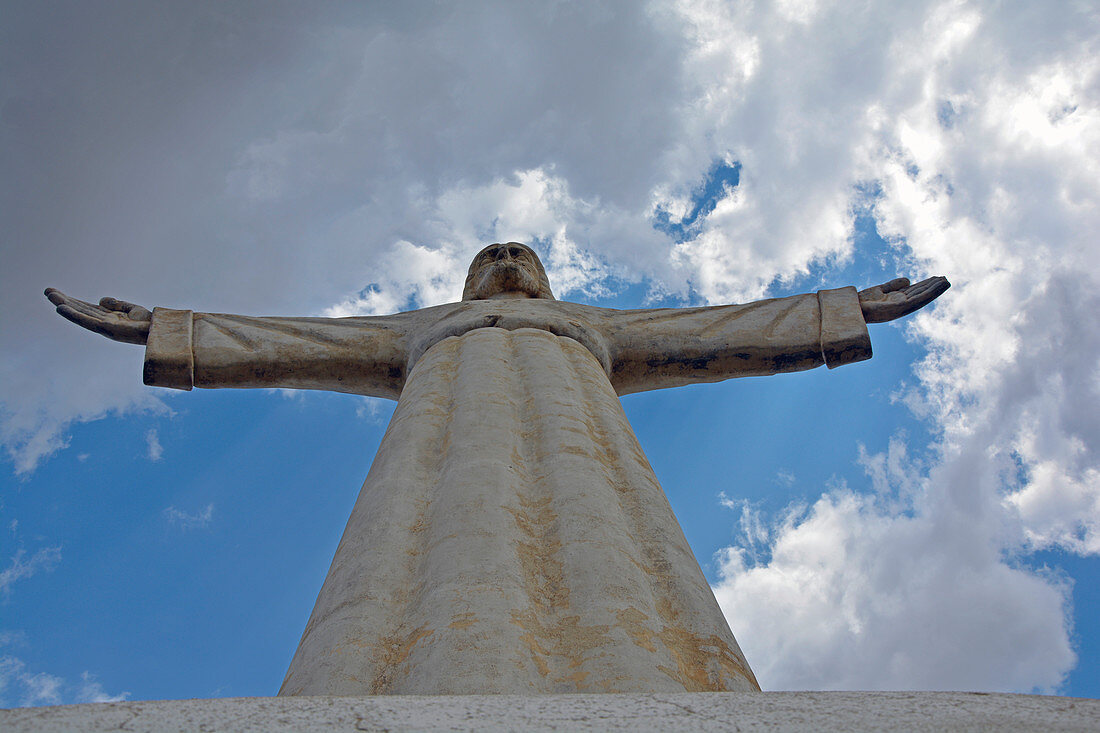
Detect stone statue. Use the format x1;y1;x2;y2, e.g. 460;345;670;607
45;243;948;695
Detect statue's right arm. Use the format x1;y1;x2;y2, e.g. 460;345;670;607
45;289;411;400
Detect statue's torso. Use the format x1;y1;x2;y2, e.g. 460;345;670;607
405;299;614;377
281;326;759;695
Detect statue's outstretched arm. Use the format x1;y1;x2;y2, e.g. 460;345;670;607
858;276;950;324
46;287;411;399
45;288;151;345
603;274;950;395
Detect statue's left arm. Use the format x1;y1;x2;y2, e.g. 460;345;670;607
603;276;948;396
45;289;412;400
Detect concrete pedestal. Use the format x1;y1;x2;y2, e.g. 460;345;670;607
3;692;1098;731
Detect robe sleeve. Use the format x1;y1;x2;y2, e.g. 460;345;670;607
142;308;410;400
603;287;872;396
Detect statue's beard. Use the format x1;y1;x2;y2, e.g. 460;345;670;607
471;262;542;299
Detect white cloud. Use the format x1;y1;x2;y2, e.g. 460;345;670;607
322;239;466;316
660;0;1100;692
0;656;64;707
0;344;171;474
163;504;214;531
0;655;128;708
714;435;1075;692
75;671;129;704
320;168;650;317
355;396;390;423
0;631;28;648
0;547;61;599
864;2;1100;555
144;428;163;462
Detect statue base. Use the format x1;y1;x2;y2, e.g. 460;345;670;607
3;691;1097;731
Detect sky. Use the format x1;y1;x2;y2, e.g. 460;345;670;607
2;0;1099;706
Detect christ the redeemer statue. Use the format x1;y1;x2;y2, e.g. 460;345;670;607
46;243;948;695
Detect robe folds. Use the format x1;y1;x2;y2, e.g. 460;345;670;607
142;289;871;695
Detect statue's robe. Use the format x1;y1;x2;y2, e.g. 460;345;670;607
143;289;871;695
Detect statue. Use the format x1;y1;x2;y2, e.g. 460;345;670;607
45;243;948;695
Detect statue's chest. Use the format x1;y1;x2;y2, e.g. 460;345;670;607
406;302;611;377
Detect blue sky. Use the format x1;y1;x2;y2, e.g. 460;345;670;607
3;0;1100;706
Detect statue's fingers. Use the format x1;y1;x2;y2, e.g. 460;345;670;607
926;275;950;292
918;276;951;303
44;289;99;314
64;297;108;319
906;276;950;304
879;277;910;293
904;280;936;300
56;304;111;337
100;297;152;322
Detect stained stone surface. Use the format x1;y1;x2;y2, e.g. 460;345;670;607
4;692;1098;732
280;327;758;695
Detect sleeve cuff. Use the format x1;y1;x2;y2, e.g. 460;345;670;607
143;308;194;390
817;287;872;369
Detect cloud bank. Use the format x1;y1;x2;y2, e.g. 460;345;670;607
693;0;1098;691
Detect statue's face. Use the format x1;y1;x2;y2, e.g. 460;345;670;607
467;243;544;300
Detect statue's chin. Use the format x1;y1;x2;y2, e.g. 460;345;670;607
472;264;541;300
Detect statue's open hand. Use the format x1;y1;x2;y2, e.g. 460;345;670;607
45;288;152;345
858;276;950;324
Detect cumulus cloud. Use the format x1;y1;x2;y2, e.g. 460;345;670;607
0;350;170;475
714;438;1075;692
163;504;214;531
871;21;1100;553
701;0;1098;692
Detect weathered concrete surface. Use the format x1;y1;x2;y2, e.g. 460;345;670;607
3;692;1097;732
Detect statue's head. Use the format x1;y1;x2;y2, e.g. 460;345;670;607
462;242;555;301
